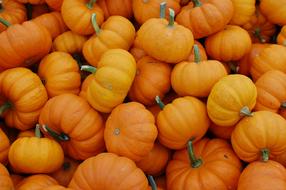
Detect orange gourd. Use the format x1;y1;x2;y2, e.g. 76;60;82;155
259;0;286;26
16;175;58;190
229;0;255;25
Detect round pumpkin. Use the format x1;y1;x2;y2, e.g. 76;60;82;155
0;163;14;190
207;74;257;127
98;0;133;19
259;0;286;26
277;25;286;46
16;175;58;190
69;153;149;190
229;0;255;25
0;127;9;164
166;138;242;190
231;111;286;162
45;0;63;11
209;123;235;140
17;129;35;138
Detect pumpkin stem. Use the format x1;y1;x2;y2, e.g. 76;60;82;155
261;148;269;162
26;3;33;20
0;17;11;27
188;140;202;168
160;2;166;19
180;0;190;6
155;96;165;110
168;8;175;27
240;106;253;117
62;162;71;170
192;0;202;7
280;102;286;109
193;44;201;63
81;65;97;73
86;0;97;9
35;124;42;138
91;13;101;35
227;62;238;74
147;175;157;190
253;28;266;43
41;125;70;141
0;102;12;115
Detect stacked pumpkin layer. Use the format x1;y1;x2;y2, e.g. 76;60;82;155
1;0;286;189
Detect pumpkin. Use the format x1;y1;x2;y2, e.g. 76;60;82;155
16;0;45;4
33;12;68;39
61;0;104;35
0;0;27;32
274;151;286;167
259;0;286;26
17;129;35;138
231;111;286;162
171;44;227;97
277;25;286;46
209;123;235;140
250;44;286;81
8;125;64;174
0;127;9;164
229;0;255;25
205;25;252;62
98;0;132;19
0;67;48;130
0;163;14;190
207;74;257;127
45;0;63;11
128;56;172;106
136;142;171;176
129;36;146;61
16;175;58;190
187;40;207;62
39;94;105;160
69;153;149;190
176;0;234;39
104;102;158;162
166;138;242;190
52;31;88;54
10;174;24;187
0;20;52;70
38;52;81;97
133;0;180;25
81;49;136;113
156;96;210;149
83;14;135;67
30;4;50;19
237;160;286;190
79;74;93;99
42;185;73;190
242;7;277;43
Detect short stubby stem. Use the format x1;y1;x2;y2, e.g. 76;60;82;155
86;0;97;9
261;148;269;162
240;106;253;117
0;101;12;115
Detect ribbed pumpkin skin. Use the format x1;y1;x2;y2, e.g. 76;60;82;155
98;0;133;19
0;163;14;190
207;74;257;127
231;111;286;162
277;25;286;46
68;153;149;190
259;0;286;26
229;0;255;25
166;138;242;190
16;175;58;190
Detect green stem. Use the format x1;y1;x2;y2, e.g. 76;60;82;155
281;102;286;109
193;0;202;7
254;28;266;43
81;65;97;73
228;62;238;74
62;162;71;170
86;0;97;9
35;124;42;138
187;140;202;168
42;125;70;141
147;175;157;190
193;44;201;63
26;3;33;20
261;148;269;162
240;106;253;117
160;2;166;19
0;102;12;115
168;8;175;27
91;13;101;35
0;18;11;27
155;96;165;110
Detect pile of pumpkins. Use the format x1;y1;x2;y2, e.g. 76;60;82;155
1;0;286;189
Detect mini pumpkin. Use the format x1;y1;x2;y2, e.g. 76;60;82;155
16;175;58;190
98;0;133;19
277;25;286;46
230;0;255;25
0;163;14;190
0;127;9;164
259;0;286;26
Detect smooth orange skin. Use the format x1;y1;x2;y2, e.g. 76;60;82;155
0;127;10;165
16;175;58;190
187;40;207;62
69;153;149;190
209;123;235;140
231;111;286;162
260;0;286;26
250;44;286;81
133;0;180;25
166;138;242;190
229;0;255;25
0;68;48;131
98;0;133;19
39;94;105;160
205;25;252;62
104;102;158;162
45;0;63;11
83;16;135;67
52;31;88;54
237;160;286;190
61;0;104;35
0;0;27;32
176;0;234;39
0;163;14;190
277;25;286;46
38;52;81;98
157;96;210;149
128;56;172;106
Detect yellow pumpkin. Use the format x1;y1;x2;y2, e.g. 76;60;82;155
230;0;256;25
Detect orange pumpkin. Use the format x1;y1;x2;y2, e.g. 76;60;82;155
176;0;234;39
69;153;149;190
45;0;63;11
0;68;48;131
0;127;9;164
98;0;133;19
0;163;14;190
16;175;58;190
229;0;255;25
277;25;286;46
259;0;286;26
209;123;235;140
79;74;93;99
128;56;172;106
39;94;105;160
17;129;35;138
231;111;286;162
166;138;242;190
